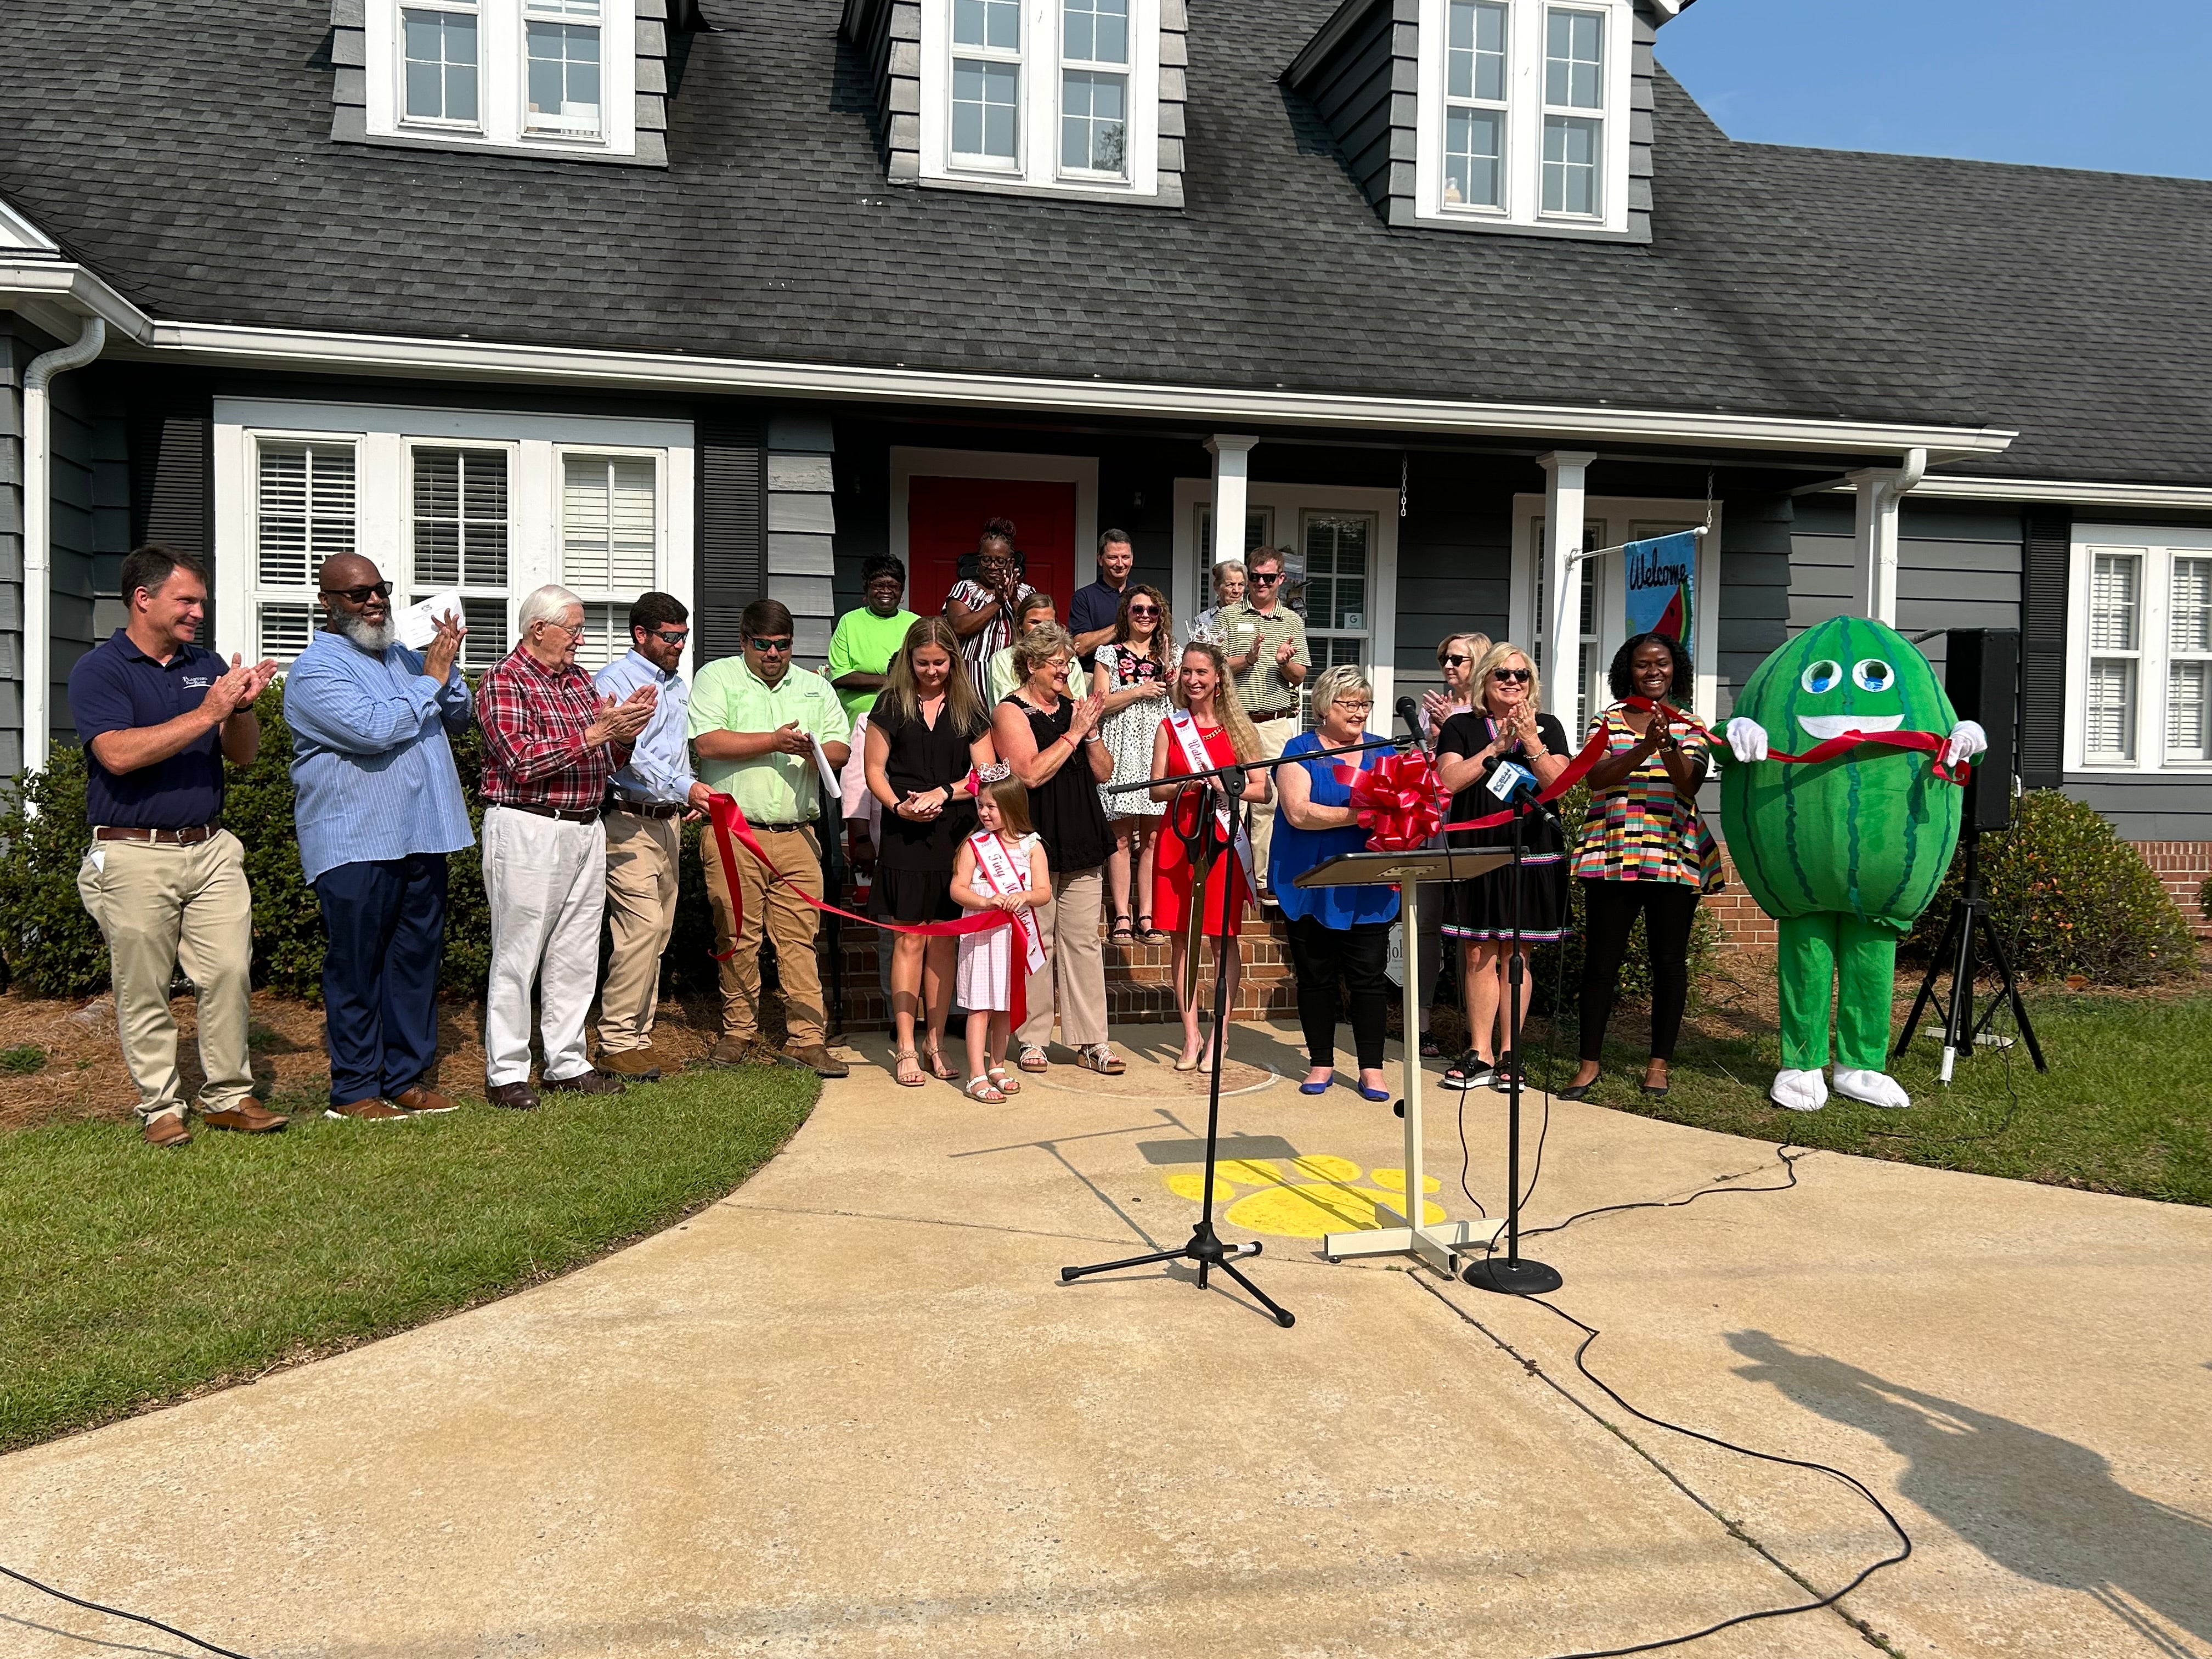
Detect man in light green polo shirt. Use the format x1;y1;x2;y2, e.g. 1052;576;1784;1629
689;599;853;1075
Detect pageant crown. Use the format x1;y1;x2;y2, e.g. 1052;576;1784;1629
1186;617;1230;649
975;759;1013;785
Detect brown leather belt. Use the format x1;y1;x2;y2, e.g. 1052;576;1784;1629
608;799;683;820
93;823;220;845
1248;708;1297;723
493;802;602;825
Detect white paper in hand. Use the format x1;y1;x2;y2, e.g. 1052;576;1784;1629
396;590;464;651
810;736;843;805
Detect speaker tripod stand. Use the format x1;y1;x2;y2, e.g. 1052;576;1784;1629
1895;823;2046;1084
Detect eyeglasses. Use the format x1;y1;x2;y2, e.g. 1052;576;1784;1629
1491;667;1533;683
539;617;587;639
748;636;794;653
321;581;393;603
1440;653;1472;668
1334;699;1374;713
1127;605;1159;617
1249;572;1283;585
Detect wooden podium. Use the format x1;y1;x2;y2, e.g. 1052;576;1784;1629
1293;850;1509;1273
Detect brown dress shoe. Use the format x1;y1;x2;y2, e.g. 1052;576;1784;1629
597;1048;662;1081
391;1084;459;1114
542;1068;624;1096
789;1043;850;1079
325;1099;411;1122
143;1111;191;1148
200;1099;289;1132
710;1035;761;1065
484;1081;540;1110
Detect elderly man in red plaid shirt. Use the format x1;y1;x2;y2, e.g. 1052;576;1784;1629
477;584;657;1109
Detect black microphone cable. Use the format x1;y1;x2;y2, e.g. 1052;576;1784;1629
0;1560;256;1658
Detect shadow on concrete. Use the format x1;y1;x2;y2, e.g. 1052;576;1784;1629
1727;1331;2212;1655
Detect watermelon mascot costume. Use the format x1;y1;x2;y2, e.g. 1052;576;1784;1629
1719;617;1986;1112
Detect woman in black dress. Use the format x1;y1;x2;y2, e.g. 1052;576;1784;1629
1435;642;1572;1092
989;622;1125;1077
865;617;998;1089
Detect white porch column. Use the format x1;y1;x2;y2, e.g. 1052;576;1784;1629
1846;448;1925;627
1536;450;1595;725
1205;434;1258;567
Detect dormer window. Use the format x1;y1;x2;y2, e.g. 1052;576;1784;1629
919;0;1164;201
1414;0;1633;235
362;0;636;157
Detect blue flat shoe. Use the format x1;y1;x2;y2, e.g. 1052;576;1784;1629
1299;1075;1333;1094
1358;1084;1392;1102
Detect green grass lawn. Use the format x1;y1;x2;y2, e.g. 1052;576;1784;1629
0;1065;816;1453
1532;990;2212;1206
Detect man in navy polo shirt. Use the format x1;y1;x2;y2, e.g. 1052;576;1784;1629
1068;527;1136;671
70;544;283;1148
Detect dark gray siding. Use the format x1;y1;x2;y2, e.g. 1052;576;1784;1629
45;366;96;746
1787;493;2023;680
1288;0;1415;226
2058;775;2212;842
1713;491;1792;718
1391;452;1514;693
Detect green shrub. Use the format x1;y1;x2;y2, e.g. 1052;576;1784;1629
1;678;721;1003
1903;789;2197;985
1528;783;1724;1023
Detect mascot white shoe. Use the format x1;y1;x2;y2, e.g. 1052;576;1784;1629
1834;1068;1912;1109
1768;1068;1829;1112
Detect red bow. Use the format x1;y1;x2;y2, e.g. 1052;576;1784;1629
1339;749;1444;851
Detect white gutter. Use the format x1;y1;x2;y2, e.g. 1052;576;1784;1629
1886;475;2212;512
0;259;155;344
21;315;108;776
136;319;2018;461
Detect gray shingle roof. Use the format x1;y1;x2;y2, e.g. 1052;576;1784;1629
4;0;2209;484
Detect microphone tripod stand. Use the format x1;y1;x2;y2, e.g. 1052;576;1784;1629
1462;783;1564;1295
1894;821;2046;1084
1061;757;1301;1328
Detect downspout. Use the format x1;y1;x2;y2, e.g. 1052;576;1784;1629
21;314;106;777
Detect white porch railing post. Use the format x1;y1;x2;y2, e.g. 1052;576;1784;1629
1204;434;1258;568
1536;450;1595;725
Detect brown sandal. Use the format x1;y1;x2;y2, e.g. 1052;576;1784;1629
892;1049;925;1087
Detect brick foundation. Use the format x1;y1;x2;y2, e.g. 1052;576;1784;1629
2132;840;2212;936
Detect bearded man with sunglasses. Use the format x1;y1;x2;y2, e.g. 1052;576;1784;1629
687;599;853;1076
283;554;476;1121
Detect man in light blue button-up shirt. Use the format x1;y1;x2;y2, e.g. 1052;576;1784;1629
284;555;475;1121
591;592;713;1075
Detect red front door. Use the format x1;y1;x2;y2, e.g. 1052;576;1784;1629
907;476;1079;618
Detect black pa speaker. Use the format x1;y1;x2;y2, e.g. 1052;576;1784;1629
1944;628;2019;832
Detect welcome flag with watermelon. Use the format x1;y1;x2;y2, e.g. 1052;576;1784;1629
1623;529;1697;653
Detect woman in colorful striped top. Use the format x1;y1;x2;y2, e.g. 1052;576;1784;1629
1560;632;1723;1102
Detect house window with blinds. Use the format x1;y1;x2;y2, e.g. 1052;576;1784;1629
560;453;659;672
1294;512;1376;727
2085;550;2141;763
2073;532;2212;772
253;440;358;663
410;446;511;670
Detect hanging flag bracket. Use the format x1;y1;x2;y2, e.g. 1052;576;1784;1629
1568;522;1707;569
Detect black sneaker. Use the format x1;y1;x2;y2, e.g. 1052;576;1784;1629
1441;1052;1494;1091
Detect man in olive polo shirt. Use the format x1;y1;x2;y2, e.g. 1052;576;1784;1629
1219;546;1310;895
69;544;283;1147
689;599;853;1076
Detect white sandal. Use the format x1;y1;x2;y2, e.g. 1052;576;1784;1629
963;1075;1006;1104
987;1065;1023;1096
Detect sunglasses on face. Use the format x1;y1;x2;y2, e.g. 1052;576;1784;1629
1127;605;1159;618
1249;572;1282;585
749;636;793;653
649;629;689;645
323;581;393;603
1491;667;1533;683
1440;653;1471;668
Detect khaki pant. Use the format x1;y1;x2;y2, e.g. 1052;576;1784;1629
1248;716;1297;890
702;825;826;1047
76;830;255;1119
1018;864;1108;1052
596;810;681;1054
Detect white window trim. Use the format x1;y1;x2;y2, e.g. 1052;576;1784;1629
2064;522;2212;775
212;399;693;666
918;0;1161;199
1414;0;1634;235
364;0;637;157
1172;478;1400;719
1510;495;1722;727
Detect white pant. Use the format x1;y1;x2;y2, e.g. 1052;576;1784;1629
482;806;607;1087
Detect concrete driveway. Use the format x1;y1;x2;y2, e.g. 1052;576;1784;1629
1;1021;2205;1658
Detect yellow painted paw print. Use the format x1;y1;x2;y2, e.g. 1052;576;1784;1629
1164;1156;1445;1239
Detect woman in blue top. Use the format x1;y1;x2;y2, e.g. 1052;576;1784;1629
1267;664;1401;1101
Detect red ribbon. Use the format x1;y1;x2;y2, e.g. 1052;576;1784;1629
705;793;1027;1030
1434;697;1965;834
1333;748;1444;853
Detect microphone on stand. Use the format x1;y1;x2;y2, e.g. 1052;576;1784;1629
1395;695;1422;749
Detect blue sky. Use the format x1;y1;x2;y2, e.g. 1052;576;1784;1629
1656;0;2212;180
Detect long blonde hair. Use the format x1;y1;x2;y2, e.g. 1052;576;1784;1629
1172;641;1262;760
882;616;987;734
1474;640;1541;718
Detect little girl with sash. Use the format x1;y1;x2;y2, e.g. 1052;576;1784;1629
949;768;1051;1104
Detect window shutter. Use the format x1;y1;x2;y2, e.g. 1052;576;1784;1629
2019;504;2068;789
697;414;766;664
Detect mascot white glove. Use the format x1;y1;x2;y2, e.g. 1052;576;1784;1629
1725;716;1770;764
1943;720;1988;770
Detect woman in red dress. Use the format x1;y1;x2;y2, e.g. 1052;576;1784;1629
1149;640;1271;1071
